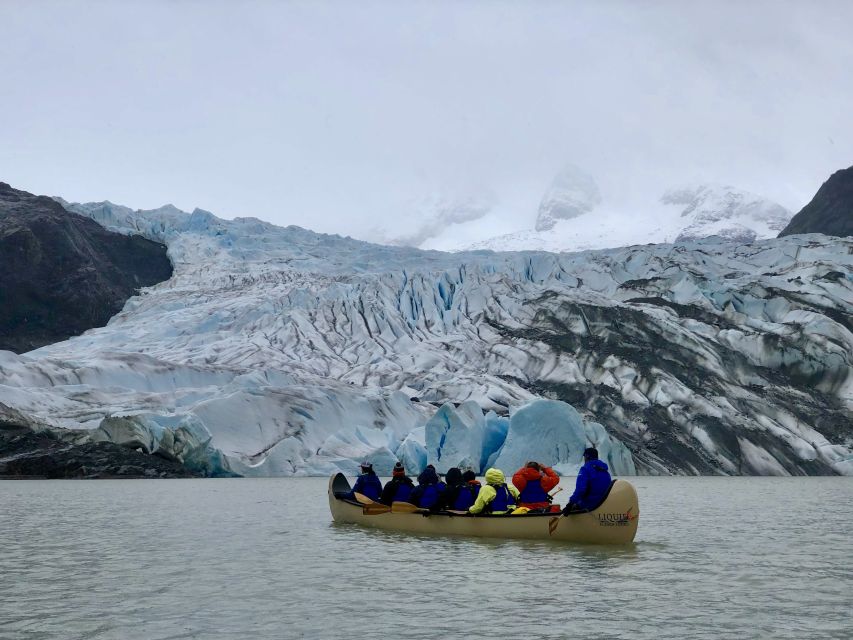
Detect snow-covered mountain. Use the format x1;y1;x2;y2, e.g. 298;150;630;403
465;183;793;253
371;165;793;254
0;197;850;477
535;165;602;232
664;184;792;243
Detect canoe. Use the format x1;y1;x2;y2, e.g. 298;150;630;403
328;472;639;544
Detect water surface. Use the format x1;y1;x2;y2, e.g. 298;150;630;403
2;477;851;639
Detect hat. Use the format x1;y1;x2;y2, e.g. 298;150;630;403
583;447;599;461
360;461;374;471
392;462;406;477
445;467;463;486
462;470;477;482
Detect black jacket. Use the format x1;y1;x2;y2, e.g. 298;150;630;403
380;476;414;505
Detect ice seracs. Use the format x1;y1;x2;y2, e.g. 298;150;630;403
491;400;636;476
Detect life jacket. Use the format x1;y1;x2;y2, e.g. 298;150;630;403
393;481;413;503
353;473;382;500
519;478;549;504
451;483;478;511
485;484;514;513
417;483;441;509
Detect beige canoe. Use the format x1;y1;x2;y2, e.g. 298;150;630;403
328;472;639;544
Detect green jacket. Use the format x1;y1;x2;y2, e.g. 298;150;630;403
469;468;520;514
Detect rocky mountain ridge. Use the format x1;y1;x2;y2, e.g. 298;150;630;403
0;182;173;353
779;165;853;238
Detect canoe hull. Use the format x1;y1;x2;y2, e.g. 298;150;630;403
328;473;639;544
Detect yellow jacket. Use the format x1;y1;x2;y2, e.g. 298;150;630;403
469;468;520;514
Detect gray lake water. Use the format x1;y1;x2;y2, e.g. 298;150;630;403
1;477;852;640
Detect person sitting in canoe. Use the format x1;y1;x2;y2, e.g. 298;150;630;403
562;447;612;514
462;469;481;491
408;464;446;511
512;460;560;510
380;461;414;505
444;468;480;511
342;462;383;502
441;467;463;507
468;468;519;515
445;469;480;511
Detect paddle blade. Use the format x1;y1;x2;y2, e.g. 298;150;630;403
391;501;423;514
353;492;376;505
548;516;561;536
362;504;391;515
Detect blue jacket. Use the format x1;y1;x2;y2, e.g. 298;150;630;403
570;459;612;510
446;482;479;511
409;467;446;510
347;472;382;501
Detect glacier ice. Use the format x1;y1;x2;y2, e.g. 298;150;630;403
425;401;485;473
482;411;510;470
0;195;849;477
491;400;636;476
395;426;427;474
92;413;231;476
315;424;399;476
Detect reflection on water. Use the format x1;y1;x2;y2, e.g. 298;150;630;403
2;477;852;639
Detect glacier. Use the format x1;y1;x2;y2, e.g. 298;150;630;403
491;400;636;476
0;196;850;477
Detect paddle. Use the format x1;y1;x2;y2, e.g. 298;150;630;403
391;501;429;514
362;501;432;515
548;515;563;535
548;504;586;535
354;492;395;515
362;503;392;515
546;487;568;535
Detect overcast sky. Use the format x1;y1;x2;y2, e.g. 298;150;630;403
1;0;851;241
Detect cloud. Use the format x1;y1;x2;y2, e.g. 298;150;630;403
0;0;851;241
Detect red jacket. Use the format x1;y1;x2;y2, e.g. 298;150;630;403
512;466;559;508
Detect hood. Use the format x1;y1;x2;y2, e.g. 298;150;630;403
484;468;505;485
516;467;543;482
445;467;463;486
587;460;609;473
417;467;440;485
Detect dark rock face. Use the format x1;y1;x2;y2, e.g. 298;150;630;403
779;166;853;237
0;423;201;479
0;182;173;353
